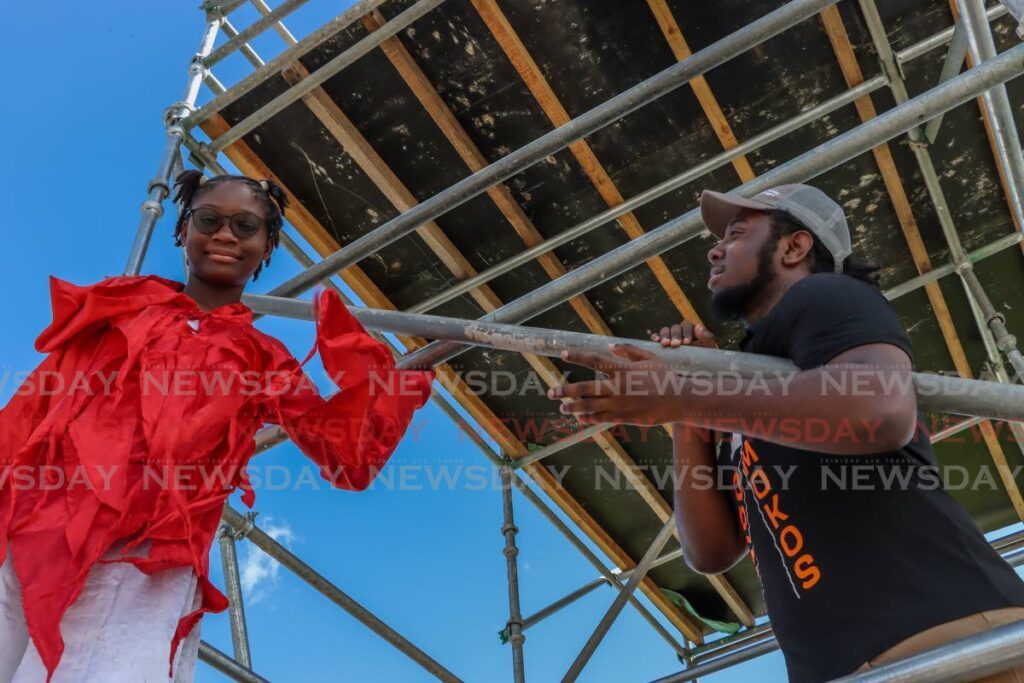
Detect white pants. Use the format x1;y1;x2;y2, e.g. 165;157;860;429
0;542;202;683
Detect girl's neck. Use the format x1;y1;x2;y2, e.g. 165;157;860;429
181;277;245;313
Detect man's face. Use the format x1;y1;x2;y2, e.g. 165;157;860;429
706;209;778;321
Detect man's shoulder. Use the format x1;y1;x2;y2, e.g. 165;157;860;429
779;273;886;316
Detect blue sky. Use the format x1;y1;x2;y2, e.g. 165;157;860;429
3;3;1018;683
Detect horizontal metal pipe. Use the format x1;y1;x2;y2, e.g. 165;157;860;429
409;75;887;314
261;0;839;301
208;0;449;152
400;40;1024;372
834;620;1024;682
241;293;1024;422
198;641;269;683
511;423;612;470
185;0;391;128
894;3;1006;64
202;0;309;67
881;232;1023;301
652;637;781;682
221;506;462;682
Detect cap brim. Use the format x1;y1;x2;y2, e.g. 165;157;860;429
700;190;774;239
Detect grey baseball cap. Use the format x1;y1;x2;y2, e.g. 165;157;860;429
700;184;852;272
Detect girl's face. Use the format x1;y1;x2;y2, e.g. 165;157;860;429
181;182;273;287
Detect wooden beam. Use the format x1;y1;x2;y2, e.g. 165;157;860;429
470;0;703;324
362;10;754;627
644;0;756;183
819;6;1024;520
201;112;707;643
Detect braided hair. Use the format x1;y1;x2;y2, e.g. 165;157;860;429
172;170;289;281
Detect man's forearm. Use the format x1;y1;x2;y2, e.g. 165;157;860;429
667;366;916;455
671;424;746;574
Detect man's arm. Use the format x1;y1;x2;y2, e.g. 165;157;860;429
672;424;748;574
672;343;918;455
552;342;918;456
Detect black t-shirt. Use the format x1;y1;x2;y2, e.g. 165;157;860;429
716;273;1024;682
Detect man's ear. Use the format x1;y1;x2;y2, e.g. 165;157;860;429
781;230;815;268
262;240;274;261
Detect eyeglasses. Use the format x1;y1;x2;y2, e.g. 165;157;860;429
187;206;266;240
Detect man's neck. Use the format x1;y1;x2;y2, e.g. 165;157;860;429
742;274;805;327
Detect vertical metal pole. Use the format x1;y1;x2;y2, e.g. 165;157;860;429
500;466;526;683
124;10;223;275
960;266;1024;381
957;0;1024;231
562;518;677;682
217;524;253;668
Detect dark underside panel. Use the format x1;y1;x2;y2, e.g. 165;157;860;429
210;0;1024;632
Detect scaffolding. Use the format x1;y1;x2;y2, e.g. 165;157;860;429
126;0;1024;680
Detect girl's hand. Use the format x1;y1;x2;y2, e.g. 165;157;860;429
651;321;716;348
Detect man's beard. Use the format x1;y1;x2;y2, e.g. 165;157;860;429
709;243;776;321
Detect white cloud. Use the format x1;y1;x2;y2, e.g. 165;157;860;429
238;517;298;605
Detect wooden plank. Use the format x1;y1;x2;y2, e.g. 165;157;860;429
363;9;755;627
470;0;703;324
198;113;709;641
819;6;1024;520
644;0;756;183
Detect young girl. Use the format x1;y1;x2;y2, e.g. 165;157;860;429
0;171;433;682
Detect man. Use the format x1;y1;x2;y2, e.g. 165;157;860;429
550;184;1024;682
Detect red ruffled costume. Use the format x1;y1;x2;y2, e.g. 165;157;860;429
0;274;433;680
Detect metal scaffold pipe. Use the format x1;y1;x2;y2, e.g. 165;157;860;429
220;506;463;682
958;0;1024;231
261;0;840;301
125;10;223;276
563;519;678;682
499;467;526;682
240;293;1024;423
206;0;450;152
399;39;1024;371
185;0;392;128
197;641;269;683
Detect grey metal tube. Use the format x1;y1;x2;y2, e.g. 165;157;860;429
240;292;1024;422
929;416;985;443
399;40;1024;372
185;0;391;129
276;238;686;658
958;0;1024;230
260;0;839;301
125;12;222;276
652;638;781;683
894;4;1006;64
832;620;1024;682
516;547;685;636
208;0;449;152
201;0;309;68
221;506;463;682
217;527;253;668
961;267;1024;381
922;19;969;144
500;467;526;683
198;641;269;683
881;232;1023;301
408;75;886;314
562;519;677;682
511;423;612;471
